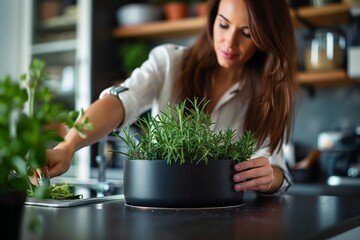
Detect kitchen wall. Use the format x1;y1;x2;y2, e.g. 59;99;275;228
293;86;360;154
292;27;360;158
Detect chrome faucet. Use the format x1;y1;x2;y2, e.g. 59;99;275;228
93;135;111;196
96;136;107;182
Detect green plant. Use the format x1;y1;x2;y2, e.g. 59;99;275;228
114;98;256;164
0;59;93;199
119;41;150;75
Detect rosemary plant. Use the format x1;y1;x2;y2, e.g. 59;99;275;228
114;98;256;164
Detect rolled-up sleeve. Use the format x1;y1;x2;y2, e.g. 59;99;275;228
99;44;184;129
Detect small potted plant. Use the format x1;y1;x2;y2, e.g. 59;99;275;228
118;40;150;77
194;0;208;17
0;59;92;237
114;98;256;208
153;0;191;20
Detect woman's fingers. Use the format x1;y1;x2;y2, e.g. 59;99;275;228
233;157;274;192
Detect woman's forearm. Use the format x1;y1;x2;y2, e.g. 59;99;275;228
60;95;125;154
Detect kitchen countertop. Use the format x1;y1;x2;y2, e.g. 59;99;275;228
287;181;360;197
20;190;360;240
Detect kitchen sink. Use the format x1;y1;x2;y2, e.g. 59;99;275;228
51;177;123;196
25;177;124;208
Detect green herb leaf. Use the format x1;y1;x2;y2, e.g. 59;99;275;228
113;98;256;164
0;58;92;198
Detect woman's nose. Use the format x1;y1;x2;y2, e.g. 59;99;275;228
225;31;237;48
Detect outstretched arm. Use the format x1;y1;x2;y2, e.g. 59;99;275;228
43;94;125;179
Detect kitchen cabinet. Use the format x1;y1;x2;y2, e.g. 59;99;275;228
30;0;92;179
112;2;356;86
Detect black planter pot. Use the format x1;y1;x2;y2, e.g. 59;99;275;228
123;159;244;208
0;191;26;240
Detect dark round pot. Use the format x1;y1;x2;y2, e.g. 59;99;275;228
123;159;244;208
0;191;26;240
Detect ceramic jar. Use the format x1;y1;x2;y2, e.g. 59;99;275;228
304;28;346;71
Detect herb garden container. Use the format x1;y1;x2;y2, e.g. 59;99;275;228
115;99;255;209
123;159;244;208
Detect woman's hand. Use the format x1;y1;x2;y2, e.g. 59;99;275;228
31;144;74;185
233;157;283;193
44;146;73;178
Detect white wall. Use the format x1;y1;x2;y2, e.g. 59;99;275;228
0;0;31;78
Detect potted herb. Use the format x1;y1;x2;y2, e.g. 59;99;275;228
115;98;256;208
153;0;191;20
118;40;150;76
194;0;208;17
0;59;92;237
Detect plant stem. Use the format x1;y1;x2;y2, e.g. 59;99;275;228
29;87;35;118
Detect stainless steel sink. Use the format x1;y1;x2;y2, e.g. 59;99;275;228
25;177;124;207
51;177;123;188
25;194;125;208
51;177;124;197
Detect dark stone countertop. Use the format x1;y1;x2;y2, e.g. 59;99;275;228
20;190;360;240
287;181;360;197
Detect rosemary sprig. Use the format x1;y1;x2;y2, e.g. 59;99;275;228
27;181;83;200
114;98;256;164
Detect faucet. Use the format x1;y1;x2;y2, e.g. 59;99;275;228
96;136;107;182
93;135;111;196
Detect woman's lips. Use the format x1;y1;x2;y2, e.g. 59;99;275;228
220;49;238;60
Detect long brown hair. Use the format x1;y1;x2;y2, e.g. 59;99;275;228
173;0;299;153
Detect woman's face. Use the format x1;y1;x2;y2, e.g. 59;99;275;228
213;0;257;71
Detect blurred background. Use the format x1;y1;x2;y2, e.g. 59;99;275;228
0;0;359;191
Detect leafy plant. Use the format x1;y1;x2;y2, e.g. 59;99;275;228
114;98;256;164
119;41;150;75
27;182;82;200
0;59;93;199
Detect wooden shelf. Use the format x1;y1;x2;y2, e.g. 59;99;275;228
297;69;355;86
113;3;351;39
112;3;355;86
113;17;205;39
290;3;351;28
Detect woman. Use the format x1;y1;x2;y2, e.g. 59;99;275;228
43;0;298;195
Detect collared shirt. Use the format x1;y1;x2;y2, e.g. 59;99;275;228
100;44;292;195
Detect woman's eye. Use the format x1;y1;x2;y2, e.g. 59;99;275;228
219;22;229;29
242;30;251;38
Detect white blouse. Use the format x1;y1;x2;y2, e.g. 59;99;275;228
100;44;292;195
